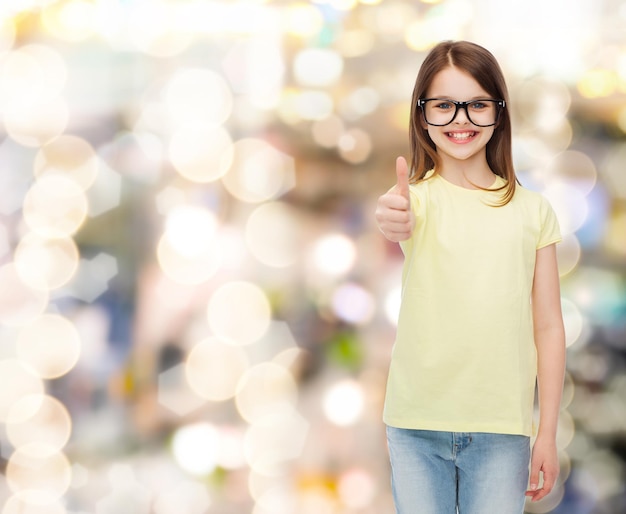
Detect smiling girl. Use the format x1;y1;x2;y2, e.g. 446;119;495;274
375;41;566;514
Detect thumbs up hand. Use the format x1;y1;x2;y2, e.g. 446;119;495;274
375;157;415;242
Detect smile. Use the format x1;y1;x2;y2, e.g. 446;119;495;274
445;131;477;141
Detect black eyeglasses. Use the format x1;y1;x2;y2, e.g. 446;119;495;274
417;98;505;127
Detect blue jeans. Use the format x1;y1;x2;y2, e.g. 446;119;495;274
386;426;530;514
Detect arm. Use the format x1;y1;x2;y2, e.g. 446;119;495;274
375;157;415;242
526;243;566;502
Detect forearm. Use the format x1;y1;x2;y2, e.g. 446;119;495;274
535;325;566;438
528;245;564;499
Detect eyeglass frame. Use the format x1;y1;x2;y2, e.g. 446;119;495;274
417;98;506;127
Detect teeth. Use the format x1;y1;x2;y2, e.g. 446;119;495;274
447;132;475;139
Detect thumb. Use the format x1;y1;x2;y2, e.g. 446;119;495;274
528;460;540;491
395;156;410;202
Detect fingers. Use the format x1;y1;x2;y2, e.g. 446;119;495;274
525;466;558;502
380;191;410;211
375;156;414;242
540;468;557;498
395;156;410;201
375;199;413;242
527;461;540;496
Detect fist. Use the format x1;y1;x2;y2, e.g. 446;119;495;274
375;157;415;242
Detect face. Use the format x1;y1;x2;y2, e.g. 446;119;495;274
423;66;496;166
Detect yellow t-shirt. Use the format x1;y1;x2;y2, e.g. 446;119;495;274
383;172;562;436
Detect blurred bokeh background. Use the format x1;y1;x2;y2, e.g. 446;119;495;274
0;0;625;512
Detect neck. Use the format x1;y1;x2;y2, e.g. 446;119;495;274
436;154;495;189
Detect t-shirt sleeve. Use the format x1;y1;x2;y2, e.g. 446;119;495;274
537;196;562;249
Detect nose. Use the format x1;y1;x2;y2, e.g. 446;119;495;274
452;104;470;124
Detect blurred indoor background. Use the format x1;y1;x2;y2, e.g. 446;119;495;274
0;0;624;512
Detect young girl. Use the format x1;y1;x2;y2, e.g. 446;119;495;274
375;41;566;514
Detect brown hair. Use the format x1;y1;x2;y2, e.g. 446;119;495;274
409;40;517;205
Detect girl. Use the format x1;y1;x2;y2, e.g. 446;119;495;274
375;41;565;514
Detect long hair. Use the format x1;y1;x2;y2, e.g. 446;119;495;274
408;40;517;205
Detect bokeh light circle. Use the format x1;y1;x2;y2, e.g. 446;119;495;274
322;379;365;426
156;208;222;285
384;285;402;326
171;422;220;476
0;49;44;105
41;0;97;42
14;233;80;291
548;150;597;196
153;481;212;514
4;96;69;147
245;202;300;268
2;496;67;514
294;90;334;121
556;409;576;450
169;123;234;183
0;44;67;106
556;233;581;277
163;205;218;257
236;363;298;423
577;68;618;98
516;78;571;131
341;86;380;119
0;359;45;422
6;394;72;456
22;175;88;238
283;3;324;37
185;337;250;401
222;138;294;203
310;233;357;276
16;314;81;379
207;281;272;346
34;134;98;191
248;470;284;503
20;45;67;98
6;445;72;504
165;68;233;126
561;372;575;410
331;282;376;325
156;236;221;285
338;128;372;164
561;298;585;348
0;16;16;53
243;408;307;476
252;483;296;514
542;183;588;235
0;264;49;327
127;0;193;57
215;425;246;470
293;48;344;87
336;29;375;57
338;468;377;509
